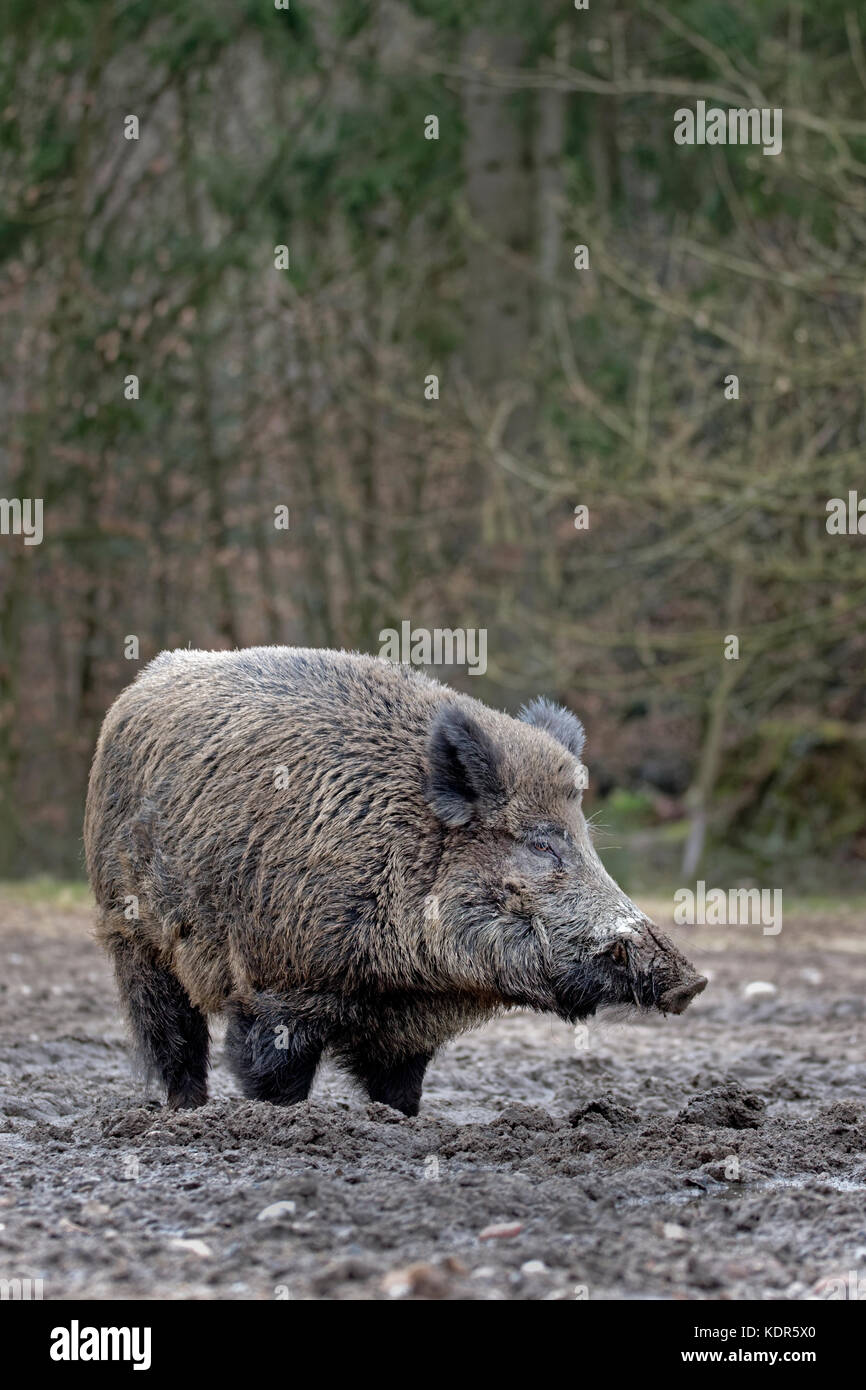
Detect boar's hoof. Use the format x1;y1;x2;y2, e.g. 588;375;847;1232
659;976;707;1015
167;1081;208;1110
347;1049;432;1116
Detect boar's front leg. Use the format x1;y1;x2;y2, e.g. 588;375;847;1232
344;1049;433;1117
225;999;323;1105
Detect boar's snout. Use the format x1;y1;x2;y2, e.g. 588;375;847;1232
658;974;707;1015
630;919;707;1015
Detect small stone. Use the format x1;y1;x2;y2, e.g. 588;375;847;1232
743;980;777;999
521;1260;547;1274
80;1200;111;1222
479;1222;523;1240
169;1237;212;1258
382;1262;450;1299
256;1201;297;1222
662;1223;689;1241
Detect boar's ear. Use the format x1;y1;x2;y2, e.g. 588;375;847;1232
519;696;585;760
425;704;504;827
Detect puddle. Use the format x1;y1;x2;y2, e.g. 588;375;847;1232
621;1172;866;1209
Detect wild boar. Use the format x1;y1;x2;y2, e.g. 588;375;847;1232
84;647;706;1116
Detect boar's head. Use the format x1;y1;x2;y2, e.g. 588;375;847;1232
423;698;706;1022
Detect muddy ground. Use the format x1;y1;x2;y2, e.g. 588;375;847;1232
1;890;865;1301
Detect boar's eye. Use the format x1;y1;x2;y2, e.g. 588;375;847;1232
529;839;560;863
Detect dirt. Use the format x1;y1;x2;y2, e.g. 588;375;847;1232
1;891;865;1301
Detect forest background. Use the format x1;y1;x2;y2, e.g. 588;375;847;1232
1;0;864;890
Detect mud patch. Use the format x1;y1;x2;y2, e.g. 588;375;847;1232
676;1079;766;1129
1;894;865;1300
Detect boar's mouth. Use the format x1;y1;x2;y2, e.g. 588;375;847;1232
657;975;707;1015
553;965;610;1023
554;950;707;1023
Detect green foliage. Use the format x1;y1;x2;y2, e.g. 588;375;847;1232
1;0;864;875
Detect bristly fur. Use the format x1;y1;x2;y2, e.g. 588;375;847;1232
85;646;704;1115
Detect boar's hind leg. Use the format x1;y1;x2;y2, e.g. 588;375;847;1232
225;1001;323;1105
345;1049;433;1117
106;929;209;1109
